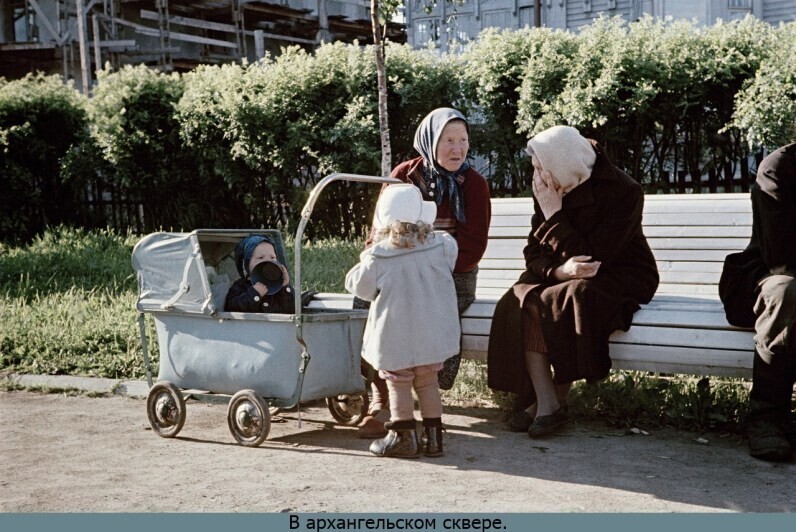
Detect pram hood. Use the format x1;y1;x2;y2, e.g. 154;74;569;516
131;229;286;315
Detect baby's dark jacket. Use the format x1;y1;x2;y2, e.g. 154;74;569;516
224;278;295;314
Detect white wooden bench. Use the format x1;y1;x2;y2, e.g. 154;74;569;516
311;193;756;379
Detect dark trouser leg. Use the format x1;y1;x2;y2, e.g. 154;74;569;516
370;372;389;414
747;275;795;461
357;360;389;438
751;275;796;412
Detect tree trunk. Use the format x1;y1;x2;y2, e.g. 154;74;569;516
739;151;750;193
371;0;392;177
317;0;333;43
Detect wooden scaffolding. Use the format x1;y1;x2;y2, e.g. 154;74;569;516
0;0;406;92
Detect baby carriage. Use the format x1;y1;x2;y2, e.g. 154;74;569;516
132;173;397;446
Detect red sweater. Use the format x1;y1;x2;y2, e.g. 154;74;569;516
368;157;491;273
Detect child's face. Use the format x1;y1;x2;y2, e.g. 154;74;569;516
249;242;277;274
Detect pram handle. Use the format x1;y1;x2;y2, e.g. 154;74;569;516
293;173;399;326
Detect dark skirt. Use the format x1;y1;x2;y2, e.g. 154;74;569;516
488;278;640;396
522;299;548;354
437;267;479;390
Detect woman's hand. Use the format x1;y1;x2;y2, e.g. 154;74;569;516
532;170;563;219
553;255;601;281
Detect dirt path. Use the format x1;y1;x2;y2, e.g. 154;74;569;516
1;390;794;512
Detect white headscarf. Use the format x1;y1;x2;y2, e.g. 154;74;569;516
527;125;596;194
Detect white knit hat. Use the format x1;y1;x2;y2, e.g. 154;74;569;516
375;184;437;228
527;125;596;193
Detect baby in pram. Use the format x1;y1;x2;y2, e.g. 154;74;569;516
225;234;295;314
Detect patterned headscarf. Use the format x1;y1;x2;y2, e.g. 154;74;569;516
234;234;277;278
413;107;470;223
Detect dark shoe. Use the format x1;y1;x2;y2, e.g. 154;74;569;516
422;418;444;457
369;420;420;458
357;416;387;439
507;410;534;432
747;418;792;462
528;408;569;439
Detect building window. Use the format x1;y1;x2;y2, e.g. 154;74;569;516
519;6;535;28
445;14;474;53
414;19;440;47
608;0;616;9
482;10;512;30
447;14;474;44
583;0;592;13
728;0;751;8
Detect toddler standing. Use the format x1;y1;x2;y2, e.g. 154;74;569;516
345;184;460;458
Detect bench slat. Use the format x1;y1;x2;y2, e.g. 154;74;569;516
652;249;741;262
643;226;752;238
476;269;723;286
490;224;753;238
656;261;724;273
610;345;752;377
461;296;731;318
461;336;753;377
490;215;532;227
462;307;742;334
612;325;753;351
478;258;526;270
485;239;747;261
642;212;752;226
646;237;749;250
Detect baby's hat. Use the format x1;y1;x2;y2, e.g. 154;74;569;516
375;184;437;228
527;125;596;194
234;234;276;278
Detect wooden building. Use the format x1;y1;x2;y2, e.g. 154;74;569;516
0;0;406;90
406;0;795;52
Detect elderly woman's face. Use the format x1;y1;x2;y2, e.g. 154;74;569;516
435;120;469;173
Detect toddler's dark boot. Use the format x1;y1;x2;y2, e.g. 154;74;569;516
369;420;419;458
421;418;444;457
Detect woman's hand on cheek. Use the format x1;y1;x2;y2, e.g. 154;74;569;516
553;255;601;281
532;170;563;219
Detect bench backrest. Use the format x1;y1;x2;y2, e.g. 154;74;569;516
477;193;753;299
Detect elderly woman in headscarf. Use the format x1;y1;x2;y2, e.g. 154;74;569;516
487;125;659;438
355;107;492;438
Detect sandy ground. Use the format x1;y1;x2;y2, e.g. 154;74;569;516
1;389;795;513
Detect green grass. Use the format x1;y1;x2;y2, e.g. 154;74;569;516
283;235;364;293
1;226;753;434
1;227;144;378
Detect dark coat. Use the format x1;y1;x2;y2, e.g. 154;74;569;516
487;144;659;396
224;278;295;314
719;143;796;327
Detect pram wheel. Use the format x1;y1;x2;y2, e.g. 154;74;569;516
326;392;369;426
146;381;186;438
227;390;271;447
